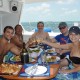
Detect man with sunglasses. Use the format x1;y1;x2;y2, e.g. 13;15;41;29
52;22;72;59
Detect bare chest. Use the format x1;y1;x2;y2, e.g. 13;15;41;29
71;46;80;56
36;33;47;39
0;43;9;55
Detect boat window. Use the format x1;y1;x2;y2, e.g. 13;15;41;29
19;0;80;36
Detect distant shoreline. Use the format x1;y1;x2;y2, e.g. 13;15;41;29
21;21;80;32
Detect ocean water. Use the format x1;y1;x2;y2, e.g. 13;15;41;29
21;21;80;32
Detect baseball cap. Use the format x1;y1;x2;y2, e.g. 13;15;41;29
69;26;80;35
58;22;67;28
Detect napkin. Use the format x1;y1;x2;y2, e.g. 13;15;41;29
19;64;50;77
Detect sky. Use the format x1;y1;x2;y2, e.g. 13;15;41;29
20;0;80;22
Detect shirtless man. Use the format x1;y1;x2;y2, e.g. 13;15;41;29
26;21;51;47
0;26;21;64
10;24;23;49
31;21;50;40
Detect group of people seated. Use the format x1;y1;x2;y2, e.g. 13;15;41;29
0;21;80;75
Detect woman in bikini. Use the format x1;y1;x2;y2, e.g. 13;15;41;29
41;26;80;74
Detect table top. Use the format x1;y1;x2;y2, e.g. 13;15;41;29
0;64;60;80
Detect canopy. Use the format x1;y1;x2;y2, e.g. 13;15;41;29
35;28;52;32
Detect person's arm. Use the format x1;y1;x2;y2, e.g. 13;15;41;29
46;32;50;39
55;48;70;55
42;40;72;50
9;43;21;55
25;34;37;48
30;32;36;39
50;38;57;43
10;35;23;48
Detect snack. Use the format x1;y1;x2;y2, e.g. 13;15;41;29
0;63;22;75
47;48;55;53
46;56;56;62
28;48;40;53
11;55;21;62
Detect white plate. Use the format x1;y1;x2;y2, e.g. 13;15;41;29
25;65;47;75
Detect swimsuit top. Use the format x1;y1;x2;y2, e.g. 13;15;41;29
70;56;80;64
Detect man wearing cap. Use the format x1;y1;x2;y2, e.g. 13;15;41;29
52;22;72;59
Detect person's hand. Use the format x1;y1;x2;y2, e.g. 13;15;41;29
36;38;43;44
28;38;37;46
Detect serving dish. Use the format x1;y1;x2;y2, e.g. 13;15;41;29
0;63;22;75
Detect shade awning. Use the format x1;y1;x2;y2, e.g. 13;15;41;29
35;28;51;32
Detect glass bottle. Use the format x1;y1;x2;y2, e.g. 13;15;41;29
20;42;29;64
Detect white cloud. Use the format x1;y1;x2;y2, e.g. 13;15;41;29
62;8;68;11
26;3;50;13
56;0;75;4
22;3;51;19
64;9;78;14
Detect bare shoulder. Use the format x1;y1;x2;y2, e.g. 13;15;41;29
31;32;37;37
12;35;18;39
45;32;49;35
33;32;37;35
44;32;48;34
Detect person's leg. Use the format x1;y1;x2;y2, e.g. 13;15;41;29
59;58;69;68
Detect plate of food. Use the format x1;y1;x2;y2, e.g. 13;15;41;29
46;55;60;63
29;45;37;49
0;63;22;75
10;55;36;63
10;55;21;62
47;48;55;53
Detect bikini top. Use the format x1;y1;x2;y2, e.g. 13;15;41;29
70;56;80;64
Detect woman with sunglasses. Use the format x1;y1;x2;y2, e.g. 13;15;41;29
52;22;72;59
41;26;80;74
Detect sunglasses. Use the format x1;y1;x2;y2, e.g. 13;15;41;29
59;26;66;30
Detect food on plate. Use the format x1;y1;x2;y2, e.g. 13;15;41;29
28;40;37;48
0;63;22;75
28;49;40;53
47;49;55;53
11;55;21;61
46;56;56;62
29;44;37;48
